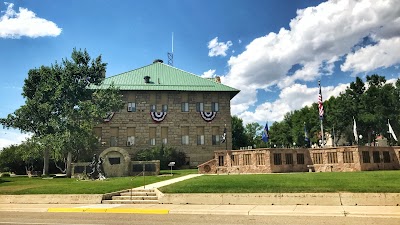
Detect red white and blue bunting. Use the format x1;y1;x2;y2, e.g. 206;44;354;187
200;111;217;122
150;112;167;122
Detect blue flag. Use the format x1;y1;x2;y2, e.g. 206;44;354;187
262;123;269;143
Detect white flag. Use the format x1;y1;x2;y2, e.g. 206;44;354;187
388;119;398;142
353;117;358;143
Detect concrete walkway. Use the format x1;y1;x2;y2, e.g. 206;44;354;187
134;174;203;189
1;203;400;218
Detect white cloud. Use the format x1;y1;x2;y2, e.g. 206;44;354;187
0;129;31;150
238;39;242;44
208;37;233;57
0;2;62;39
221;0;400;116
238;83;349;125
200;69;217;78
341;37;400;73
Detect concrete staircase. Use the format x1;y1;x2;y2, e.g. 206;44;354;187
102;189;159;204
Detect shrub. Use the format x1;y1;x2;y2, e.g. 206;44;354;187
135;145;186;170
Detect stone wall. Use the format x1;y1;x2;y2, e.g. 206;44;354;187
199;146;400;174
95;90;233;167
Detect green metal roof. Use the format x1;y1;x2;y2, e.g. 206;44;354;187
91;62;240;99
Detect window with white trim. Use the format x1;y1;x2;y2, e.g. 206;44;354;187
197;126;204;145
181;126;189;145
211;102;219;112
196;102;204;112
162;104;168;112
149;127;156;145
181;102;189;112
127;102;136;112
161;127;168;144
150;105;156;112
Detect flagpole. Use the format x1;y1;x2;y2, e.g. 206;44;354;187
318;80;324;148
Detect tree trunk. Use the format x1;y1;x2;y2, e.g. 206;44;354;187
43;148;49;176
66;151;72;178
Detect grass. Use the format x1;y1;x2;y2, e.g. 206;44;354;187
159;170;400;193
0;169;198;195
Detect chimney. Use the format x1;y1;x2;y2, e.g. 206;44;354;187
215;76;221;83
144;76;151;83
153;59;163;63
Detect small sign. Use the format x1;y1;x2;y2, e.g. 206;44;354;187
168;162;175;167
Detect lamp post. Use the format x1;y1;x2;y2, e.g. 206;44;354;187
293;142;296;148
359;134;363;146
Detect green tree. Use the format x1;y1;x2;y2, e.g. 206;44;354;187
231;115;247;149
245;122;262;147
1;49;123;176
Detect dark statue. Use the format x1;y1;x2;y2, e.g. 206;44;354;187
88;154;106;180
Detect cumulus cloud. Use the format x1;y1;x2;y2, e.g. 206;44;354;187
237;83;349;125
200;69;217;78
0;2;62;39
208;37;233;57
341;37;400;73
221;0;400;117
0;129;31;150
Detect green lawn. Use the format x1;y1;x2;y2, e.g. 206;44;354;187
0;169;198;195
159;170;400;193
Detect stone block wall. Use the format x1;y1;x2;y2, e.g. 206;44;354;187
95;90;233;168
199;146;400;174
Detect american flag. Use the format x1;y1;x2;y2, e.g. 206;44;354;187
318;81;324;119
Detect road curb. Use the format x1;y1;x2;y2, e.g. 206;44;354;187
47;208;169;214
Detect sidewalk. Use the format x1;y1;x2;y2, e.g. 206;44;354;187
1;203;400;218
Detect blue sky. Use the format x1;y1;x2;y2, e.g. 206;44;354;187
1;0;400;149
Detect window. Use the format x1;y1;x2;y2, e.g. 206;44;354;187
327;152;338;164
343;151;354;163
196;102;204;112
285;153;293;165
127;127;135;146
161;127;168;144
127;102;136;112
110;127;118;147
313;153;323;164
297;153;305;164
149;127;156;145
181;102;189;112
212;126;220;145
243;154;251;165
231;155;239;166
181;126;189;145
362;151;370;163
162;104;168;112
211;102;219;112
383;151;391;163
256;153;265;165
197;127;204;145
218;155;224;166
373;151;380;163
273;153;282;165
150;104;156;112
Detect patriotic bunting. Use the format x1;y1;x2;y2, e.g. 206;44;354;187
200;111;217;122
150;112;167;122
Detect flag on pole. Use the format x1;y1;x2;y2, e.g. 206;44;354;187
262;122;269;143
221;127;227;143
304;122;309;142
388;119;398;142
318;83;324;120
353;117;358;143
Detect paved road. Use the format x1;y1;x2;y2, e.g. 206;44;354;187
1;212;400;225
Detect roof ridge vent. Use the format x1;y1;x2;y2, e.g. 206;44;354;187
153;59;163;63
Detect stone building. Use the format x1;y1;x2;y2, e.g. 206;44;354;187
91;60;239;171
198;146;400;174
